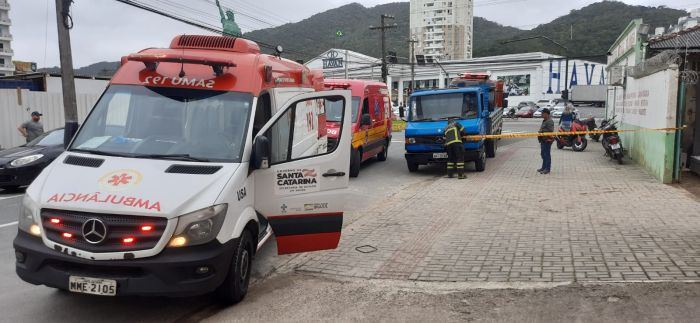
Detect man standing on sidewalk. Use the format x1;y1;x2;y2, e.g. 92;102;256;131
538;109;554;174
17;111;45;143
444;118;467;179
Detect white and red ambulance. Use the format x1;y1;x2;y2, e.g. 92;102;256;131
13;35;352;303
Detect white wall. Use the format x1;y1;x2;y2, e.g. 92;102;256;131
610;67;679;128
45;76;109;95
0;89;99;149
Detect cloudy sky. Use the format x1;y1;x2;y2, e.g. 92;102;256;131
8;0;695;68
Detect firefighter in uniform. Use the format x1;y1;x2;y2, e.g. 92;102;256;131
444;118;467;179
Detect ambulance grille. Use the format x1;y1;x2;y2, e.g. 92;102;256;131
176;35;236;49
41;209;168;253
63;155;105;168
165;165;222;175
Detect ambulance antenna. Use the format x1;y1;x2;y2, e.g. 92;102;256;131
179;34;187;77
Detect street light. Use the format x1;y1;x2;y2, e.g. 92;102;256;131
502;36;570;102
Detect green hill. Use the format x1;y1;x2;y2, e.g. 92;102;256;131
44;1;687;74
480;1;687;59
247;1;685;62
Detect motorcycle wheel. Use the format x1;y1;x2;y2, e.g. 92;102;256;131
616;152;623;164
572;137;588;152
556;140;564;150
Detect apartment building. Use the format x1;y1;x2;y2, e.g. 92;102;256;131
410;0;473;61
0;0;13;76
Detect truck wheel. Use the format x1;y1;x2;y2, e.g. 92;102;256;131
376;141;388;162
485;139;497;158
216;230;254;304
407;161;419;172
349;148;361;178
474;150;486;172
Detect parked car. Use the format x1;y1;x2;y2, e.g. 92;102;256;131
537;99;561;107
515;106;536;118
0;128;64;190
551;103;580;119
517;101;538;109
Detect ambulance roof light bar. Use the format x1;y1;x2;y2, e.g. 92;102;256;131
324;81;352;89
127;53;237;76
457;73;490;81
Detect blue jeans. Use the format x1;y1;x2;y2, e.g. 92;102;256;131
540;142;552;171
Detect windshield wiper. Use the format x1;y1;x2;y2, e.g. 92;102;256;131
412;118;436;122
437;116;464;121
70;149;133;158
139;154;211;162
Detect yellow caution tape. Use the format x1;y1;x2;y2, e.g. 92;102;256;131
462;126;685;141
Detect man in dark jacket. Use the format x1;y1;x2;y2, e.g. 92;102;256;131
444;118;467;179
538;109;554;174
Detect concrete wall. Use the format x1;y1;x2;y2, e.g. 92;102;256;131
0;89;99;149
45;76;109;94
607;67;679;183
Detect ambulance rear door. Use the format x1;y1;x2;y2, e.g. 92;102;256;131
252;90;351;255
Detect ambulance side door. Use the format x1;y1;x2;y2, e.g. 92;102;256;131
252;90;351;255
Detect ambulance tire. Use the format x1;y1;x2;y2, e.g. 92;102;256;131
217;230;254;304
350;148;361;178
475;150;486;172
377;141;388;162
485;139;497;158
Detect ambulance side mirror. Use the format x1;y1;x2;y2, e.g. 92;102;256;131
360;114;372;126
253;136;270;170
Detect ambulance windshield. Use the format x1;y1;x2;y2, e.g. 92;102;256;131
411;92;478;121
70;85;253;163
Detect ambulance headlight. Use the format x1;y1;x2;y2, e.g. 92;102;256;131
10;154;44;167
169;204;227;247
406;138;416;144
18;195;41;237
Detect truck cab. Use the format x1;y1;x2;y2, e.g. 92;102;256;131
324;80;393;177
404;73;504;172
13;35;353;304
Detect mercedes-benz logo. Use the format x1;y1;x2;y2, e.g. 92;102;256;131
82;218;107;244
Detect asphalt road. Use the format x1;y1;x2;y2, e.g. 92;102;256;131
0;121;545;323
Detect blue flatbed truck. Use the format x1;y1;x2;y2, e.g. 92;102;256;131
404;74;505;172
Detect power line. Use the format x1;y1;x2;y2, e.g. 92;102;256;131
115;0;321;59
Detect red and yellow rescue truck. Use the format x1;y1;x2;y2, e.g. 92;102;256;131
324;80;393;177
13;35;353;304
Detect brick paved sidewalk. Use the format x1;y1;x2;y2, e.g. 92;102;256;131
290;139;700;283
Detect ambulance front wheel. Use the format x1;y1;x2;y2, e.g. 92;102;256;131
377;141;389;162
217;229;254;304
350;148;361;178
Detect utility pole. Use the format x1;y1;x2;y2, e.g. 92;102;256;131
369;14;397;83
55;0;79;147
408;38;417;94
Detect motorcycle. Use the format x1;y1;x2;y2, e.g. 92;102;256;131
583;117;600;142
600;116;624;164
555;118;588;151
